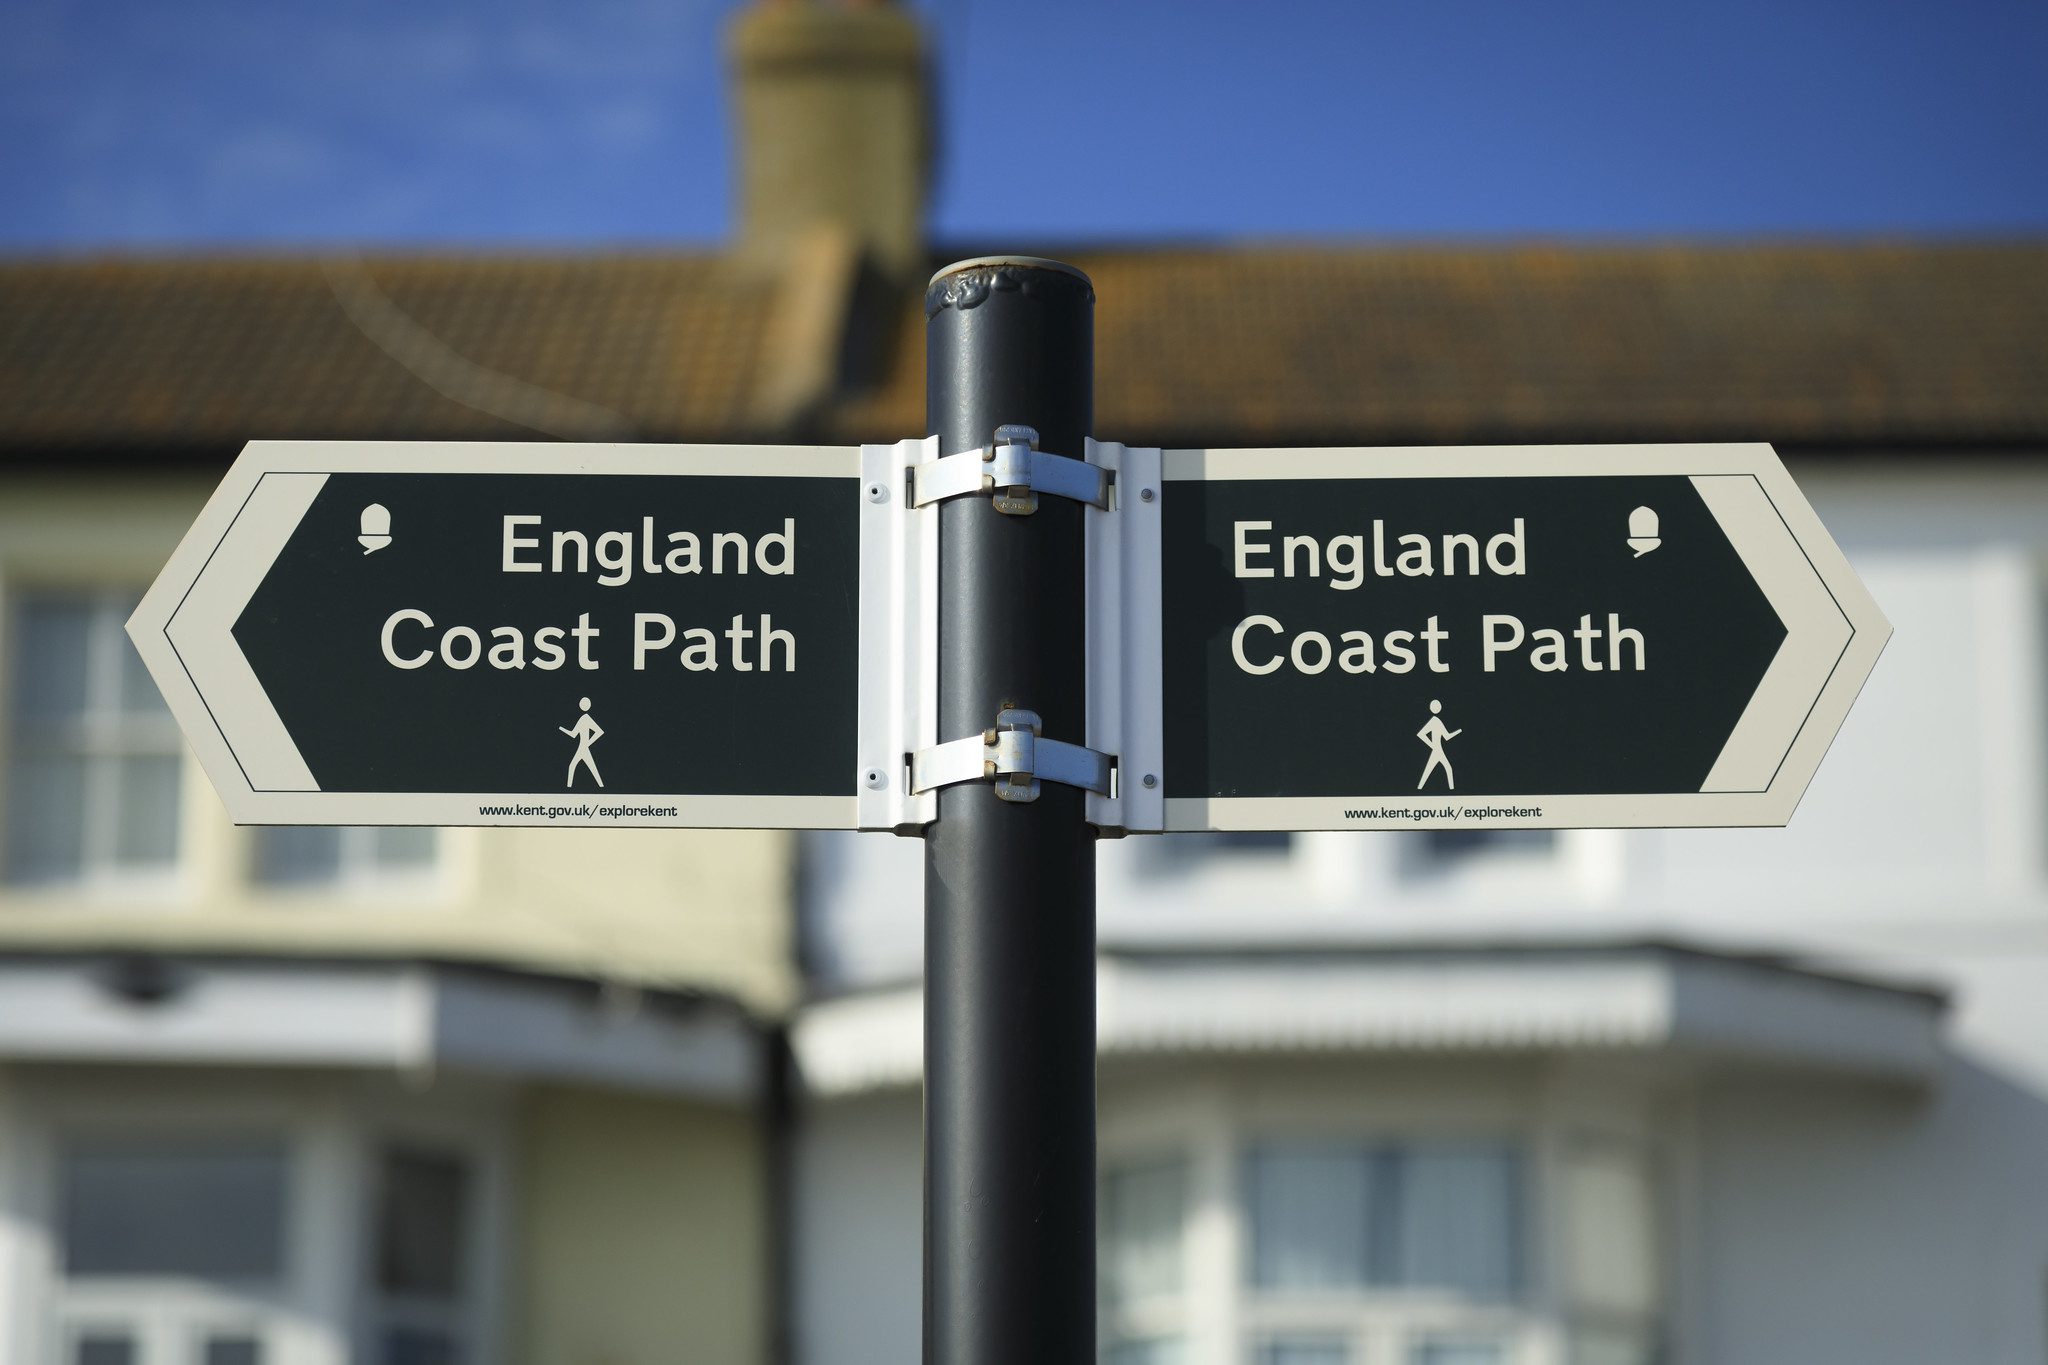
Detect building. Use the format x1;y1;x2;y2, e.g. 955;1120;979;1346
4;1;2047;1362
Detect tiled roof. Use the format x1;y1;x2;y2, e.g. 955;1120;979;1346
830;241;2048;447
0;254;778;450
3;241;2044;456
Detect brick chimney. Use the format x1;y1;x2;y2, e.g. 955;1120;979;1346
728;0;930;280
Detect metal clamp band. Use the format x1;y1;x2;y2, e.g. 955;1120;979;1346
910;708;1114;804
911;424;1112;516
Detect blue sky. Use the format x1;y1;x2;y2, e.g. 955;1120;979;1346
3;0;2045;251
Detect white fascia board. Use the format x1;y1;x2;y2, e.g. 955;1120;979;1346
0;957;761;1102
429;969;759;1103
791;948;1943;1097
0;959;429;1069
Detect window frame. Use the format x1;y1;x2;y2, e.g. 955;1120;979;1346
0;1069;511;1365
353;1102;510;1365
2;585;186;896
1099;1064;1673;1365
1235;1135;1536;1365
26;1107;309;1365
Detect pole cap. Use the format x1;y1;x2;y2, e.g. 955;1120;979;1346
925;257;1094;319
928;256;1092;289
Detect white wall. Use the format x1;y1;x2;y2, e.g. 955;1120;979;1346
1691;1057;2048;1364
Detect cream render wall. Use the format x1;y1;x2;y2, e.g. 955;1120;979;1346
514;1083;767;1365
0;474;796;1012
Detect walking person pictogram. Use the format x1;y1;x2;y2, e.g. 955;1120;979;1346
560;697;605;789
1416;699;1461;791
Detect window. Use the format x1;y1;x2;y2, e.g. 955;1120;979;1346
252;826;436;889
1101;1159;1189;1364
5;590;181;886
1258;1341;1350;1365
53;1134;291;1365
369;1145;475;1364
1243;1141;1524;1363
1246;1142;1520;1298
1410;1343;1506;1365
61;1137;287;1280
28;1099;500;1365
72;1336;136;1365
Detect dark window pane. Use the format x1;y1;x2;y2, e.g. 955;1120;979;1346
377;1147;470;1298
74;1335;136;1365
205;1339;263;1365
1421;828;1554;860
1245;1145;1372;1289
1411;1344;1505;1365
1261;1342;1351;1365
5;755;86;883
253;826;342;884
1104;1341;1179;1365
61;1138;286;1279
382;1327;461;1365
13;596;93;721
1391;1145;1521;1299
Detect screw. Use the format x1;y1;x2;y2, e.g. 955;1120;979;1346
1142;773;1158;789
1140;488;1155;502
866;483;889;504
863;768;887;790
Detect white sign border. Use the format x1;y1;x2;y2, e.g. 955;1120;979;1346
1157;442;1891;831
129;440;864;830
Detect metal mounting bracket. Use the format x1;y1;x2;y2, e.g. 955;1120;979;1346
911;424;1112;516
857;437;942;833
859;434;1161;833
911;709;1114;804
1083;439;1165;834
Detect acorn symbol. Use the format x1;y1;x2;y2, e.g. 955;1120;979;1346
359;503;392;555
1627;505;1660;558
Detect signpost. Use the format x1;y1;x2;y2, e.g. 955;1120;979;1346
1156;443;1888;830
128;257;1892;1365
127;441;863;829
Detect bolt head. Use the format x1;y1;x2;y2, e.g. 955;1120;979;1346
1139;488;1156;502
1142;773;1158;789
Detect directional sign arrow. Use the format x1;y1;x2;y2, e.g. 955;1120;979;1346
1153;443;1890;830
129;441;864;829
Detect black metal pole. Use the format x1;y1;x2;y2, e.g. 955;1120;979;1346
923;257;1096;1365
